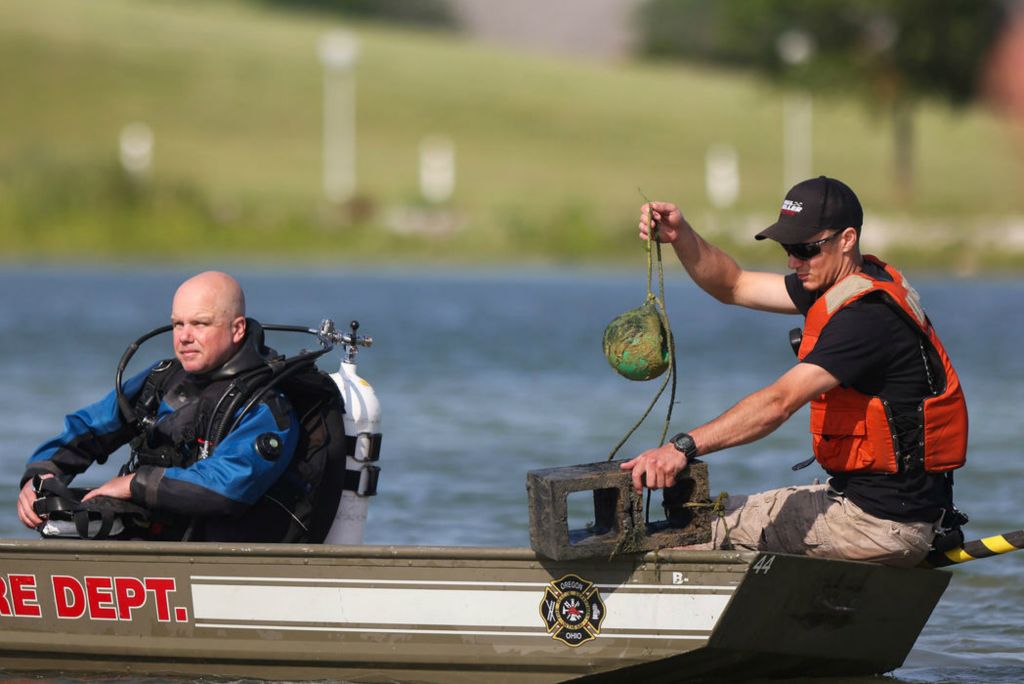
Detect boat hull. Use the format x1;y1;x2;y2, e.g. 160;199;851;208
0;540;949;682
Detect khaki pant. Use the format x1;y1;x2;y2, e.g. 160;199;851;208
696;483;937;568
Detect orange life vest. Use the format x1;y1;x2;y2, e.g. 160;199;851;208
797;256;968;474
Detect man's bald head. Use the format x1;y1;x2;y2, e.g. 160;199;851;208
174;271;245;319
171;271;247;374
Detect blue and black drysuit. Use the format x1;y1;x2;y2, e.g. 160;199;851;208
22;323;300;541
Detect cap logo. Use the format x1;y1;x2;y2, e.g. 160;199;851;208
780;199;803;215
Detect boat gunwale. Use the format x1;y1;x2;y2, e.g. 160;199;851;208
0;538;757;564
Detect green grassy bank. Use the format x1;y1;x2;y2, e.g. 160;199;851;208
2;0;1024;268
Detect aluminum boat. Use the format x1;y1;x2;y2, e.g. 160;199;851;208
0;539;949;683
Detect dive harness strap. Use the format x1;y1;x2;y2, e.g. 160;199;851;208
32;476;149;540
342;433;382;496
342;466;380;497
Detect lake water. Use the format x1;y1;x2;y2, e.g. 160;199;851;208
0;264;1022;683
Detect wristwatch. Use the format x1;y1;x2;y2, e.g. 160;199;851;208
669;432;699;460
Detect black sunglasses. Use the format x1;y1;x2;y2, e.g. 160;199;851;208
781;231;842;260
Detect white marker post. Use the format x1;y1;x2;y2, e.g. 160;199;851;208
705;144;739;210
776;30;815;190
119;123;154;179
419;136;455;204
319;31;359;206
782;92;812;190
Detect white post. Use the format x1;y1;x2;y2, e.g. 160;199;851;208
419;136;455;204
119;123;153;179
705;144;739;209
782;92;812;189
776;30;815;190
319;31;359;205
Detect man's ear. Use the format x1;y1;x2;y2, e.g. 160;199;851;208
840;226;859;254
231;316;246;344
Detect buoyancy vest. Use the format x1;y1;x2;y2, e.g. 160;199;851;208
126;361;265;471
797;256;968;474
126;320;278;471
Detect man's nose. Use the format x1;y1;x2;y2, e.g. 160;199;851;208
787;254;804;270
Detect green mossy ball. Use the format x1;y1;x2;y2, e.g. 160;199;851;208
602;300;669;381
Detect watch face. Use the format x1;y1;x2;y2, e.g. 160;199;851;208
672;433;695;456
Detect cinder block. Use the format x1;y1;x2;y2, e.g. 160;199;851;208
526;460;712;561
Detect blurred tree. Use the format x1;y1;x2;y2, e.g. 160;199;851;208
258;0;458;29
637;0;1006;200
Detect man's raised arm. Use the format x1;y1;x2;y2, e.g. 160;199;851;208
640;201;797;314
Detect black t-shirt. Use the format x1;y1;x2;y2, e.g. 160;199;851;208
786;260;952;523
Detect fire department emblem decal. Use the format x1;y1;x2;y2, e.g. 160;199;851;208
539;573;606;647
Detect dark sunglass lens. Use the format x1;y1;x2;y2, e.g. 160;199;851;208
780;231;839;259
783;243;819;260
799;244;820;259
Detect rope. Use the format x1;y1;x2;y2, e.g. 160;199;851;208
684;491;734;550
607;201;678;461
607;490;733;561
600;200;737;556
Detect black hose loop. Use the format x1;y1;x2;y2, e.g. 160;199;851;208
115;324;172;427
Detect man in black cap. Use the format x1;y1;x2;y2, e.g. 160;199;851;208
621;177;969;566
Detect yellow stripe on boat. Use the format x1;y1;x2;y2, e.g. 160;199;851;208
943;547;976;564
980;535;1017;555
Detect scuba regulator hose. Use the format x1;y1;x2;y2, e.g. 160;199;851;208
208;347;328;448
115;325;173;431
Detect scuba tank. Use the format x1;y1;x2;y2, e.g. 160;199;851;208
324;321;381;545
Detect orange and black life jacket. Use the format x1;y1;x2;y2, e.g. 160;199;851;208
797;256;968;474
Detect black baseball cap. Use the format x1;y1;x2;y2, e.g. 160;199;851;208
755;176;863;243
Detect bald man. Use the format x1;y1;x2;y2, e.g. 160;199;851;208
17;271;302;542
